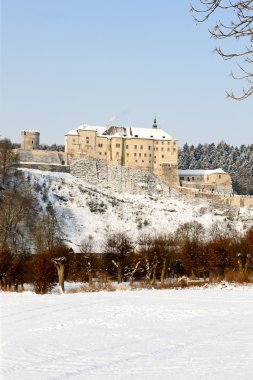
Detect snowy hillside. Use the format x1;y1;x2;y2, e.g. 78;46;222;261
19;168;253;251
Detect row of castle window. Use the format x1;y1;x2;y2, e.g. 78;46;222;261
98;151;166;159
72;138;176;150
180;175;221;181
97;144;176;152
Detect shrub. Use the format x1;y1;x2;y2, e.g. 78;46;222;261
32;253;56;294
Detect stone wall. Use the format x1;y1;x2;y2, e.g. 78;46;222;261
180;187;253;208
69;159;172;196
17;149;66;165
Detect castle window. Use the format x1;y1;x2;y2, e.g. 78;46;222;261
207;176;209;181
167;141;170;145
144;153;147;157
116;152;119;156
161;148;164;151
180;177;184;180
162;155;164;159
135;160;138;163
139;153;141;157
167;148;170;152
142;160;144;163
149;154;152;157
174;141;176;145
127;153;129;157
173;148;176;151
134;145;137;149
219;175;221;179
156;142;158;145
134;153;137;157
116;143;120;148
98;143;103;148
192;177;195;181
140;145;143;150
161;141;164;145
148;146;151;150
105;152;107;155
32;140;34;144
126;145;128;149
187;177;190;182
99;152;102;155
154;156;156;159
86;137;89;143
156;147;158;151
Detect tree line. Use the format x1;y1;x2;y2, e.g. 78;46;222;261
1;220;253;294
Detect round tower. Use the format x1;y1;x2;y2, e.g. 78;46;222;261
21;131;40;150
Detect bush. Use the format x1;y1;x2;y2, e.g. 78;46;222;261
32;253;56;294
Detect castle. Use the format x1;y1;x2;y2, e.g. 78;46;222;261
17;120;233;194
64;118;179;187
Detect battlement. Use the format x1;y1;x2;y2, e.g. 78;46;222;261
179;187;253;208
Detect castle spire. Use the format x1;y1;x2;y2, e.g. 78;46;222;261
153;116;157;129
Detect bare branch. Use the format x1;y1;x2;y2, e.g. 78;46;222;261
192;0;253;99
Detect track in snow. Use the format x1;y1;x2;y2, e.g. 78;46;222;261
1;288;253;379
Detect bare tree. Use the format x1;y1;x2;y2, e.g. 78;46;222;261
0;186;38;253
104;232;134;283
125;250;142;286
138;234;158;286
153;234;175;287
33;253;56;294
191;0;253;100
0;139;16;185
33;201;63;253
80;235;96;287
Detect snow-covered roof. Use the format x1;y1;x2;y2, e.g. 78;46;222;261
179;169;227;176
65;129;79;136
65;124;107;136
65;124;176;140
125;127;174;140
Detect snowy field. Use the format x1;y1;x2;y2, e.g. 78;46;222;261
1;287;253;380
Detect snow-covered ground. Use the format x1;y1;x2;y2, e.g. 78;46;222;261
19;169;253;251
1;287;253;380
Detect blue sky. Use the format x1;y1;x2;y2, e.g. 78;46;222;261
1;0;252;146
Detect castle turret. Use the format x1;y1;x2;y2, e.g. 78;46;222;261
153;116;157;129
21;131;40;150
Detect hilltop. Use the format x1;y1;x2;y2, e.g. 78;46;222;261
19;168;253;251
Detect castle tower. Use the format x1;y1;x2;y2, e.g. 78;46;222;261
21;131;40;150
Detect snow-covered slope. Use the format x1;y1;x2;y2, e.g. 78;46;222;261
19;168;253;251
